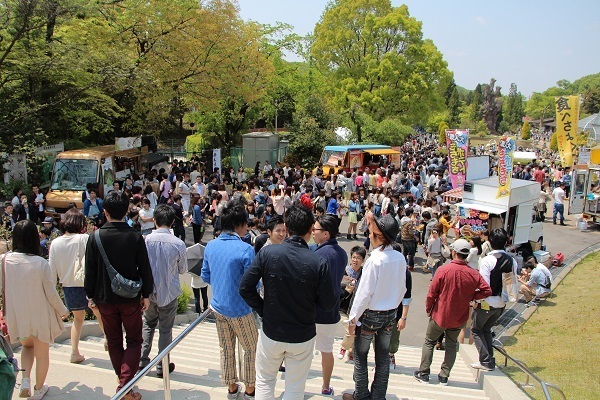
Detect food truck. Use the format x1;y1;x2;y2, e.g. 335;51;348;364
45;145;155;218
457;177;543;249
316;145;401;176
569;163;600;223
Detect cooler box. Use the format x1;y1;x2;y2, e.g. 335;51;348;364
533;250;551;263
552;253;564;267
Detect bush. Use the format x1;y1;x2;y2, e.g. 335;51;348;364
521;121;531;140
177;283;193;314
550;132;558;151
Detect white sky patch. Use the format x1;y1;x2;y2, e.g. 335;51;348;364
474;16;486;25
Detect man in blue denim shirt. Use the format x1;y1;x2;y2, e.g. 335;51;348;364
202;200;257;399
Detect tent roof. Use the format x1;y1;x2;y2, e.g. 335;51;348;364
580;113;600;144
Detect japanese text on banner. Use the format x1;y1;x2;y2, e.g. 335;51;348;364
555;95;579;167
496;136;515;198
445;129;469;189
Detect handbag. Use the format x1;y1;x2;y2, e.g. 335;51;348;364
441;244;451;259
94;230;142;299
1;254;10;342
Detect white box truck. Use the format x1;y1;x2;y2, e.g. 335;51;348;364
457;177;544;250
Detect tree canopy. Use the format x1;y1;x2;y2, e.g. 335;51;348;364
311;0;451;140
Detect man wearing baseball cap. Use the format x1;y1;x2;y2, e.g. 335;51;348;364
414;238;491;386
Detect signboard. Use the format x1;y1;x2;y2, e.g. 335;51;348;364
35;143;64;155
390;146;402;166
115;136;142;151
102;157;114;196
555;95;579;167
349;150;362;168
457;205;490;236
2;153;27;184
497;136;515;198
212;149;221;173
445;129;469;189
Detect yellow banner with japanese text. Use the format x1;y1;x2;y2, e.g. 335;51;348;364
555;95;579;167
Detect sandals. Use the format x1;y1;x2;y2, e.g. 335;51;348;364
70;353;86;364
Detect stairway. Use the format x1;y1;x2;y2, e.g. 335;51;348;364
12;320;491;400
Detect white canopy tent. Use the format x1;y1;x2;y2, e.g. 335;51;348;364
580;113;600;146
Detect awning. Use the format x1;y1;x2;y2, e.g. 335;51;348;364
442;187;463;202
366;149;400;155
457;202;507;215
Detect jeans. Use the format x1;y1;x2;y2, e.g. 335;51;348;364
553;203;564;223
140;298;178;372
471;306;504;369
353;309;396;400
418;318;463;378
402;240;416;268
97;301;143;392
255;330;315;400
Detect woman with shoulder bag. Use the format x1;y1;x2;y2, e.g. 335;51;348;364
49;209;106;364
2;220;69;399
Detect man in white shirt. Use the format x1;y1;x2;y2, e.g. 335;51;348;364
263;160;273;175
552;182;566;225
192;175;205;198
345;215;406;400
139;199;155;236
471;229;517;372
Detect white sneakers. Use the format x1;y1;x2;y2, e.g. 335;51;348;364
28;384;49;400
470;362;494;371
19;379;49;400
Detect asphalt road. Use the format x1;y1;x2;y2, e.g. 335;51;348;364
180;207;600;348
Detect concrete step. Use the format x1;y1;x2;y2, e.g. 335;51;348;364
13;321;490;400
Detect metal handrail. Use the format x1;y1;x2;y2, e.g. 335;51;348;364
492;339;566;400
112;308;214;400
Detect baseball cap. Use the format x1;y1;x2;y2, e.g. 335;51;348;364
43;217;55;224
450;238;472;255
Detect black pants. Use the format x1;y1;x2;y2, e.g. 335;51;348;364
192;287;209;313
192;223;204;244
173;223;185;242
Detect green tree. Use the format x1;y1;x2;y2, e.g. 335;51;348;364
287;95;336;167
505;83;524;130
521;120;531;140
438;122;449;145
445;79;462;128
311;0;451;139
472;84;483;120
582;87;600;115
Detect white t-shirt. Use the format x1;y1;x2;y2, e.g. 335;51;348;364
552;187;565;204
139;208;155;230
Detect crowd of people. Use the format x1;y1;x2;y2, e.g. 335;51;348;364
0;129;569;400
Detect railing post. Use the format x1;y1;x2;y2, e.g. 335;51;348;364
163;357;171;400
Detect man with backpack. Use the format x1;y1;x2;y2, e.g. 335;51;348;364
470;228;518;372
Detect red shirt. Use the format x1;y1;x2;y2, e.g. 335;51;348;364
426;259;492;329
533;169;545;184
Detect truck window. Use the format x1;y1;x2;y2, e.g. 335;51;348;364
574;172;586;196
51;159;99;191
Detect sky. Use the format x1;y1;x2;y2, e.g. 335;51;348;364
236;0;600;98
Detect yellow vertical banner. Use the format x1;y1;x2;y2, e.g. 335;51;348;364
555;95;579;167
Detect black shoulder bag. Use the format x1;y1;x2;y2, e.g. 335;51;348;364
94;230;142;298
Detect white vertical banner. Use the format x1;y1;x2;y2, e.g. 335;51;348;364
212;149;221;173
